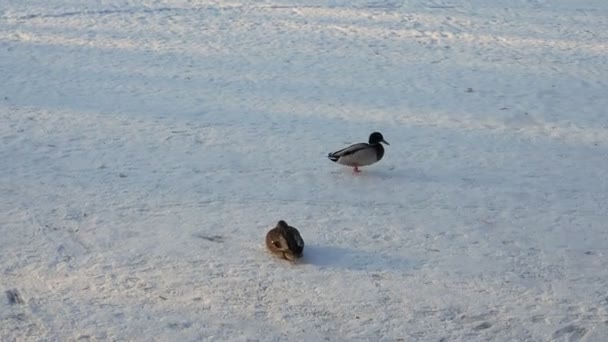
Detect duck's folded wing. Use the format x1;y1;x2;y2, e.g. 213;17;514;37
293;231;304;248
328;143;369;158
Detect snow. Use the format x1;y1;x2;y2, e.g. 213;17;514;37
1;0;608;340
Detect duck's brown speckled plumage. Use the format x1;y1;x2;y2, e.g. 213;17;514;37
266;220;304;261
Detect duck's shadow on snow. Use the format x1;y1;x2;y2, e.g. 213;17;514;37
333;167;439;184
301;244;423;273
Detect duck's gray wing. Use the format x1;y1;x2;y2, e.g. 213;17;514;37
328;143;369;160
285;227;304;256
335;146;380;167
288;227;304;248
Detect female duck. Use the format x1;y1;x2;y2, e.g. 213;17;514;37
266;220;304;261
328;132;389;173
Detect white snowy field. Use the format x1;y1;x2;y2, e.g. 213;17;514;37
1;0;608;340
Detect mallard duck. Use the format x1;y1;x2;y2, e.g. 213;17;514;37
327;132;390;173
266;220;304;261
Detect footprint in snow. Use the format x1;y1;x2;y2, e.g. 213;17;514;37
6;289;25;305
194;234;225;243
552;324;587;341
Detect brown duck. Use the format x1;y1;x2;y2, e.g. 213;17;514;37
266;220;304;261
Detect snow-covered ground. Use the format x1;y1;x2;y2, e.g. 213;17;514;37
2;0;608;340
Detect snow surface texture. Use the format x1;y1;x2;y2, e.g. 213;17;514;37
2;0;608;341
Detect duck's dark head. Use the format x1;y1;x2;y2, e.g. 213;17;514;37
277;220;289;228
369;132;390;146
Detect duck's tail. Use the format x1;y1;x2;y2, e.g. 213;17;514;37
327;152;339;162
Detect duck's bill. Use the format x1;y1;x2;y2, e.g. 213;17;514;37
382;139;390;145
